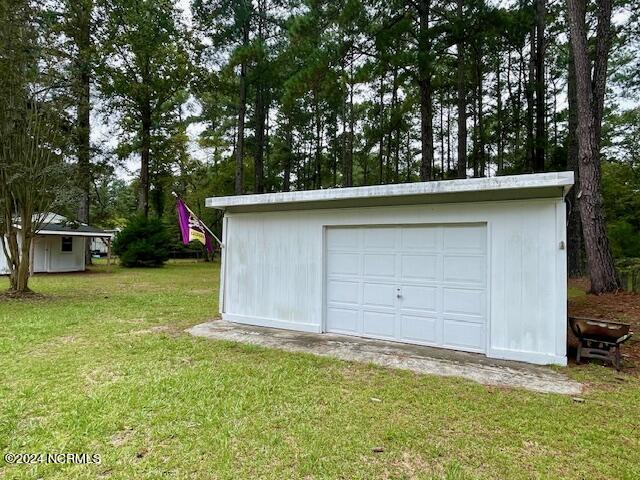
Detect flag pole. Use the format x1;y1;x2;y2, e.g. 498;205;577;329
173;192;223;248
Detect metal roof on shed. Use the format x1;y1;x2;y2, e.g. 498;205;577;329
206;172;574;213
34;213;110;237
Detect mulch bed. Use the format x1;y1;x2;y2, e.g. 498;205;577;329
568;279;640;376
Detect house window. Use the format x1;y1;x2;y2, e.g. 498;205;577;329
61;237;73;253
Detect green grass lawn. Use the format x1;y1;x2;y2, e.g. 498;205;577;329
1;262;639;479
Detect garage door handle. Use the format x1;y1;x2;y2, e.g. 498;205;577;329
396;288;402;298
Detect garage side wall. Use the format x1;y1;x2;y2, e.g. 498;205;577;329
221;198;567;365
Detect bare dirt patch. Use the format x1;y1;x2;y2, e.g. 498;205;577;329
110;428;135;447
386;451;436;478
27;334;83;358
131;325;173;335
119;324;184;338
135;325;185;336
83;367;123;388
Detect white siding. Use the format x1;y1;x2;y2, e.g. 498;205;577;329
1;235;86;274
43;236;85;272
32;236;48;272
220;198;568;365
0;234;22;275
0;238;8;274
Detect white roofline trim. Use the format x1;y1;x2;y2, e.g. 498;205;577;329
206;172;574;210
35;230;112;238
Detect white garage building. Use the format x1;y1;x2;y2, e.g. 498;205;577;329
207;172;574;366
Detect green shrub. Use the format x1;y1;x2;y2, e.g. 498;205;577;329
112;216;171;267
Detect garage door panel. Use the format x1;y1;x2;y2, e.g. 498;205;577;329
363;227;396;249
443;255;485;285
363;253;395;278
363;283;396;308
327;228;360;250
443;225;486;253
326;307;359;334
326;225;487;355
443;320;484;350
327;280;360;305
399;285;437;312
399;314;438;343
400;254;438;281
363;310;395;338
400;226;439;250
443;288;485;318
327;252;360;276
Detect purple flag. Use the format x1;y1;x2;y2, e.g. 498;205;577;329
176;198;214;253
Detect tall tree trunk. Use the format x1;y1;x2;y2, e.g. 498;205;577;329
406;130;412;182
1;205;33;293
378;74;385;184
496;58;504;174
254;0;266;193
254;83;266;193
505;49;514;163
439;92;445;179
235;61;247;195
446;95;451;176
525;28;536;171
456;0;467;179
139;97;151;217
264;96;271;187
534;0;546;172
14;209;33;293
75;1;91;224
419;77;434;181
566;43;585;277
567;0;619;293
283;121;292;192
476;53;485;177
553;80;558;148
73;0;92;263
344;55;354;187
418;0;433;182
235;21;248;195
514;49;524;158
314;90;322;189
332;125;338;187
472;90;478;177
388;67;398;182
394;127;400;182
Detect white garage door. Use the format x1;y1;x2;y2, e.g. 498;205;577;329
325;224;487;353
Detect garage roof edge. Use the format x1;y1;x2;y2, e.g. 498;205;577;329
206;171;574;210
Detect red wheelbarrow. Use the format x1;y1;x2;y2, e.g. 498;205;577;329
569;316;634;371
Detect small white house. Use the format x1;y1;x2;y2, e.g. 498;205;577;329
0;213;110;274
207;172;574;366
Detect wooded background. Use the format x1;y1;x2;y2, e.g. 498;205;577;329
1;0;639;293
